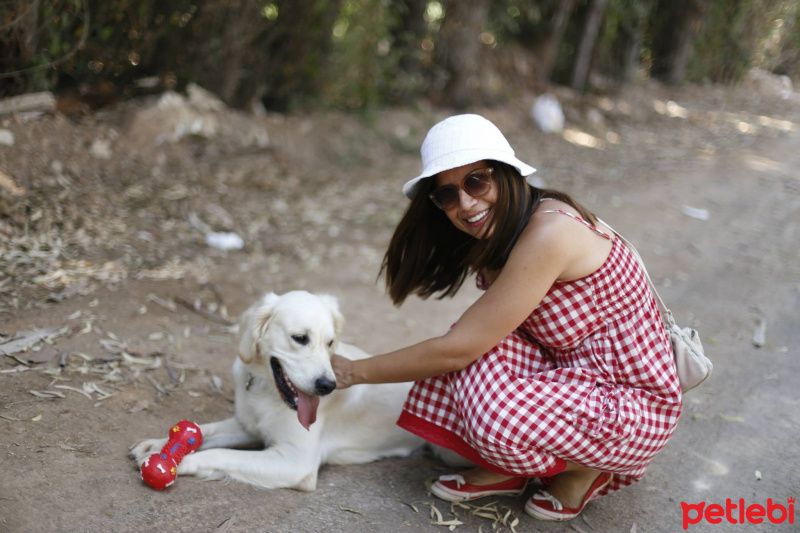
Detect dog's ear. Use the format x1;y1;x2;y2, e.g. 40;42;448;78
318;294;345;343
238;292;280;364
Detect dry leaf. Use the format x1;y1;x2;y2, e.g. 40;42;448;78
77;321;93;335
0;326;69;356
215;514;237;533
392;497;418;513
29;390;66;399
0;168;25;195
54;384;93;399
122;352;161;369
430;503;444;522
0;365;32;374
128;400;150;413
429;519;463;527
147;293;177;312
25;346;59;364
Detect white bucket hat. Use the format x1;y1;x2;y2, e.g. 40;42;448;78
402;114;536;199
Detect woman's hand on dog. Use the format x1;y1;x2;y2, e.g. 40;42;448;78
332;354;356;389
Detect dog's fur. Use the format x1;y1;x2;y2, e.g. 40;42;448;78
131;290;446;491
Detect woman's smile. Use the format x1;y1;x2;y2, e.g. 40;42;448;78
464;207;492;227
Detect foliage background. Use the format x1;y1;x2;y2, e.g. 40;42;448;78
1;0;799;110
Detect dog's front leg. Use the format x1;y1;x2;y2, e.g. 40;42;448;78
196;417;262;450
130;417;262;466
178;440;321;491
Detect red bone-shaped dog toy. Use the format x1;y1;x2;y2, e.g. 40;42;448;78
140;420;203;490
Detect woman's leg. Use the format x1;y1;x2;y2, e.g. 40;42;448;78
455;461;602;498
454;466;517;485
544;461;604;508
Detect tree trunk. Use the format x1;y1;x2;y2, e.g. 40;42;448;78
395;0;428;73
438;0;491;109
666;0;709;84
774;4;800;76
538;0;576;84
186;0;343;110
650;0;710;85
390;0;429;102
621;24;643;83
570;0;609;91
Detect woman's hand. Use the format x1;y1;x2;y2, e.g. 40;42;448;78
332;354;357;390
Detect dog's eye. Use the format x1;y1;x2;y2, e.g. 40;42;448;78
291;334;310;346
327;340;334;349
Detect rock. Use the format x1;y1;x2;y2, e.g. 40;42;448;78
129;90;220;146
186;83;226;112
205;232;244;251
0;129;14;146
752;318;767;348
745;68;793;99
681;205;710;221
586;107;606;130
0;92;56;115
531;93;565;134
90;139;113;159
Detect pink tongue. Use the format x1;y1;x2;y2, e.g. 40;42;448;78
296;390;320;430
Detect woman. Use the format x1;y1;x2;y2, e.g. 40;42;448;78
332;114;681;521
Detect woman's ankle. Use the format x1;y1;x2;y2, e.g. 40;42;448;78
459;467;515;486
545;469;603;508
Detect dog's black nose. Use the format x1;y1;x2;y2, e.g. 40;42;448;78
315;377;336;395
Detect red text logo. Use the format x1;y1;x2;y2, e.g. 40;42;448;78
681;498;795;529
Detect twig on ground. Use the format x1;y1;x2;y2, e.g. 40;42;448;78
174;297;235;326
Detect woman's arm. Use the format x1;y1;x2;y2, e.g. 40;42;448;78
333;212;606;388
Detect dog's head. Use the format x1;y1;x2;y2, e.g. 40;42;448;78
237;290;344;430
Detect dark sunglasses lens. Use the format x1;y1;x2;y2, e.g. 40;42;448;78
433;186;459;209
464;174;491;196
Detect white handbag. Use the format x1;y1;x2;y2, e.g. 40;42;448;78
601;221;713;393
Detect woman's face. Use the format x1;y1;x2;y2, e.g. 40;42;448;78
434;161;498;239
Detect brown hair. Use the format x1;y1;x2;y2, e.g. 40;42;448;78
381;161;597;305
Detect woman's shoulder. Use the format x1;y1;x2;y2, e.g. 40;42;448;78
529;199;612;238
514;199;614;282
534;198;580;217
521;199;585;240
509;204;586;265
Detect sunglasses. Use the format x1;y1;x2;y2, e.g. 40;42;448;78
429;167;494;210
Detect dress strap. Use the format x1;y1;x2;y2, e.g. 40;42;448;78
537;208;613;240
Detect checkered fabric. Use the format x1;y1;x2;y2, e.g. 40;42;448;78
397;211;682;499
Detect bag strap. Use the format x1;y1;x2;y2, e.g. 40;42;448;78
597;218;677;327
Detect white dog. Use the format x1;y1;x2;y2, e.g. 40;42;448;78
131;291;438;491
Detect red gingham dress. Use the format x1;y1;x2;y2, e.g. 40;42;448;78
397;210;682;498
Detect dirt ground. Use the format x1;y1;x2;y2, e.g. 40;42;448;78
1;76;799;533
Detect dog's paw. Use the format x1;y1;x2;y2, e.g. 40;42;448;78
176;451;223;480
129;437;168;465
